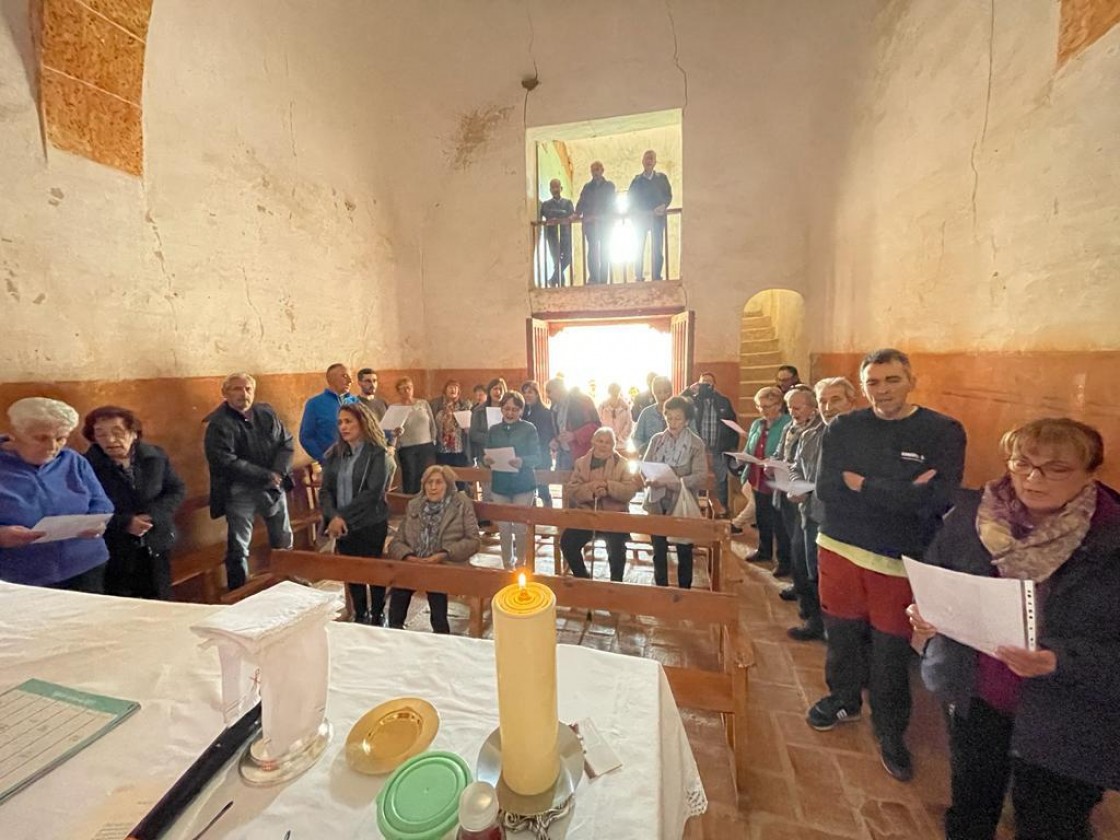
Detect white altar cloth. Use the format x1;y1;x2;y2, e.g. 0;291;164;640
0;582;706;839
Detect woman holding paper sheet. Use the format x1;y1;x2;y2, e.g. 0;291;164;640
910;418;1120;839
482;391;541;569
393;377;438;495
0;397;113;591
738;387;792;567
430;380;473;488
321;402;396;626
641;396;708;589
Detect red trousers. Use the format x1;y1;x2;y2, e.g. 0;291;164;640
818;546;913;638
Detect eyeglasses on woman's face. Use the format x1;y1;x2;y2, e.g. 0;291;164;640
1007;456;1077;482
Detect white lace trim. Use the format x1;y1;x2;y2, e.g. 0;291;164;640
685;780;709;817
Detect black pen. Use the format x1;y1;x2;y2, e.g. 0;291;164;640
127;703;262;840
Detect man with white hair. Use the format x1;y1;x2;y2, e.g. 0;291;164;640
0;397;112;590
784;377;856;641
628;149;672;281
203;373;294;591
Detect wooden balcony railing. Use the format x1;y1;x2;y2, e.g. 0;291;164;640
529;207;682;289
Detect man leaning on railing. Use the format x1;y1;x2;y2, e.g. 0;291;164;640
539;179;576;287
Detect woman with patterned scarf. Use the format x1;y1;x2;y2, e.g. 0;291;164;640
388;464;480;633
909;418;1119;840
641;396;708;589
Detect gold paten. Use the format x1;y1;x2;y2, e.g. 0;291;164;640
344;697;440;775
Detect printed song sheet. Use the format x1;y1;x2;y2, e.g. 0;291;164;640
903;558;1036;656
485;407;503;428
638;461;678;485
453;410;473;430
378;404;414;431
29;514;111;544
484;447;519;473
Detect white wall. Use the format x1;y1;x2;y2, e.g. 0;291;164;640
0;0;422;382
818;0;1120;353
360;0;877;369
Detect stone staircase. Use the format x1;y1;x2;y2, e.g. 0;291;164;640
739;309;781;419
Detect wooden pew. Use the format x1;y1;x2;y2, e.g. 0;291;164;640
170;466;321;603
270;549;754;792
387;494;732;591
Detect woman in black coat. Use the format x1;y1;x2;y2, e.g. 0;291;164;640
909;418;1120;840
320;401;396;625
83;406;186;599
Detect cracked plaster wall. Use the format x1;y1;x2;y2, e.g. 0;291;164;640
361;0;877;369
0;0;420;382
819;0;1120;353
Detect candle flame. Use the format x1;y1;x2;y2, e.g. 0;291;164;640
518;572;527;589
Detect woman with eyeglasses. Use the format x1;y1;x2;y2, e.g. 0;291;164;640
908;418;1119;839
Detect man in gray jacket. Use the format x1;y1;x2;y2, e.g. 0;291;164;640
786;377;857;640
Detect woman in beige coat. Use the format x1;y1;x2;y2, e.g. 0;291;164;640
560;427;642;581
387;464;480;633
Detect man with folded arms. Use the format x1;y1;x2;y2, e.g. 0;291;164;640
806;349;966;783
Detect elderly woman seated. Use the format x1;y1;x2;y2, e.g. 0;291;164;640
387;465;481;634
0;397;113;592
909;418;1119;839
560;427;641;582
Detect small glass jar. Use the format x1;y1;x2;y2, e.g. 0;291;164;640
456;781;504;840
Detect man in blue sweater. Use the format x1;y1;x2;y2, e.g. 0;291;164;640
299;363;356;462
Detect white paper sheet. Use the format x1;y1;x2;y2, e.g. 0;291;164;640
639;461;678;485
30;514;111;544
720;418;747;436
724;451;765;465
903;557;1036;656
486;406;503;428
484;447;519;473
453;410;472;430
378;403;414;431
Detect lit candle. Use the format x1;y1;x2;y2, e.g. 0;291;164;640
491;573;559;795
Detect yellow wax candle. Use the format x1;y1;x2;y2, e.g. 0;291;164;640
491;573;560;795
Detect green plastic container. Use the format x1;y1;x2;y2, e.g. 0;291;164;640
376;751;473;840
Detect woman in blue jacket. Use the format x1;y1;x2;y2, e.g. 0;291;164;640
0;398;113;592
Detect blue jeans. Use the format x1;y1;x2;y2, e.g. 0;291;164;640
224;486;293;590
634;217;666;280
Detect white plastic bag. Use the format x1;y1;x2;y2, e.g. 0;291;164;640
668;478;702;545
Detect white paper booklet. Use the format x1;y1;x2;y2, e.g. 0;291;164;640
484;447;519;473
720;418;747;436
903;557;1037;656
378;403;414;431
453;410;473;430
638;461;678;484
485;407;503;428
30;513;112;543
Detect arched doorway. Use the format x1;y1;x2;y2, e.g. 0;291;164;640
738;290;806;417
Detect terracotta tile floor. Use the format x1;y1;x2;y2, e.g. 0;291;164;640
391;524;1120;839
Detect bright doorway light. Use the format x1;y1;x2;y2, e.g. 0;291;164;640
549;323;671;405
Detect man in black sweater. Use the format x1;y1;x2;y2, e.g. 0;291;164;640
806;349;966;783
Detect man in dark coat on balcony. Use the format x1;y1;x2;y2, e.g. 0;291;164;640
576;160;616;284
539;179;575;287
